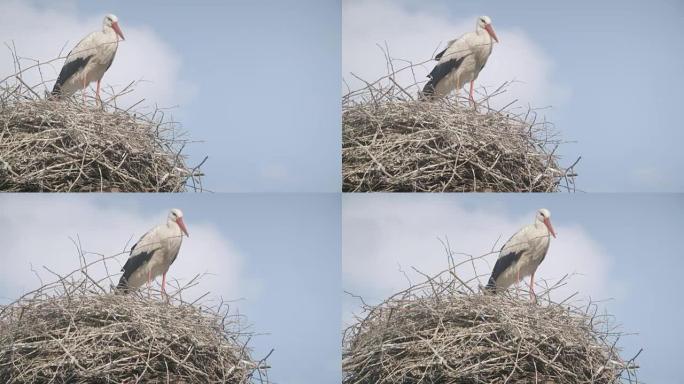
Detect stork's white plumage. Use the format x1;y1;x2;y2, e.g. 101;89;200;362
51;14;125;102
422;16;498;104
116;209;189;295
485;208;556;302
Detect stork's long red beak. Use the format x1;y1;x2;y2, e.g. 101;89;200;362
177;217;189;237
485;24;499;43
543;218;556;238
112;22;125;40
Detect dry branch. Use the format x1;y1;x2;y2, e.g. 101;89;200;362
343;256;638;383
343;60;579;192
0;48;205;192
0;250;268;383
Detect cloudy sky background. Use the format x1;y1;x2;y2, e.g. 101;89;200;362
0;0;341;192
0;194;341;384
343;193;684;383
343;0;684;192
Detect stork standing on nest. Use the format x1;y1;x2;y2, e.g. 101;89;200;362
51;14;125;103
485;208;556;302
116;209;189;296
422;16;499;105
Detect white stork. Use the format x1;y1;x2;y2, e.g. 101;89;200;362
485;208;556;302
116;208;189;296
51;14;125;102
422;15;499;104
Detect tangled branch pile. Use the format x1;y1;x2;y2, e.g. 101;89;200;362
0;254;268;383
343;265;638;383
343;68;578;192
0;57;204;192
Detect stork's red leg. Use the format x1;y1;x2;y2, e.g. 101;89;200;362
161;272;167;295
96;79;101;105
146;270;152;297
82;77;87;104
530;271;537;303
469;80;475;105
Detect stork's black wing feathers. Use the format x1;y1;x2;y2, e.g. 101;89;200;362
421;55;467;99
116;249;156;293
51;54;93;96
485;250;523;292
129;228;156;254
428;56;466;83
169;248;180;266
103;51;117;72
434;46;448;61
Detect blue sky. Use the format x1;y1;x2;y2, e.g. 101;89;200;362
343;0;684;192
2;1;684;383
343;193;684;383
4;0;682;193
0;194;341;383
0;0;341;192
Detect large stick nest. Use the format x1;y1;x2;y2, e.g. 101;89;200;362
0;50;205;192
343;255;639;383
0;252;268;383
343;60;579;192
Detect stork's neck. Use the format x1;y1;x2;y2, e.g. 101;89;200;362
534;220;550;236
475;27;493;43
166;219;181;233
102;25;118;39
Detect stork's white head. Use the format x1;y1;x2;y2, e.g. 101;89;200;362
476;15;499;43
169;208;189;237
103;14;125;41
535;208;556;238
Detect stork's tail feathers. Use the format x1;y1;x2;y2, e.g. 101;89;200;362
50;55;92;100
419;80;438;101
115;277;131;294
419;51;442;101
49;82;70;101
115;250;155;294
49;84;65;100
51;84;62;96
484;277;497;294
50;73;69;98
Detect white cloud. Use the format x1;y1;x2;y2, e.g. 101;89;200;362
342;197;613;325
343;0;569;108
632;166;673;191
260;162;292;184
0;1;195;108
0;199;249;304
